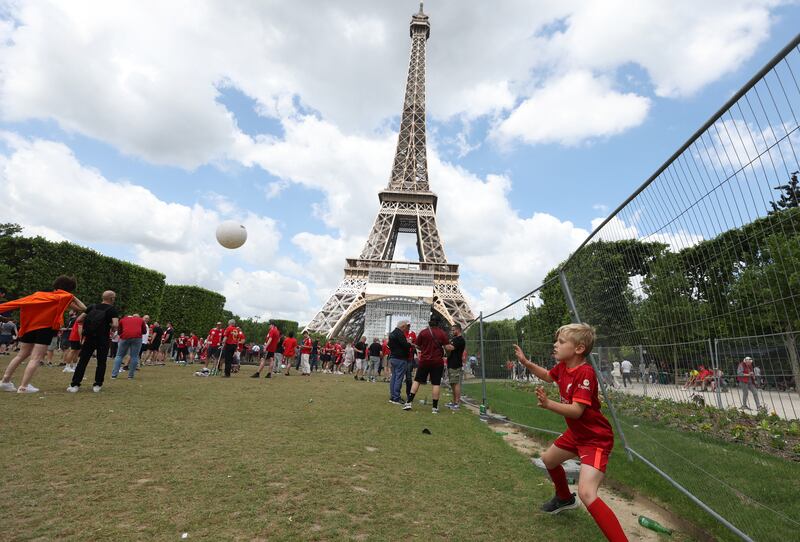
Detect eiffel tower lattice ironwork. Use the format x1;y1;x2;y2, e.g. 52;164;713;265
305;3;474;339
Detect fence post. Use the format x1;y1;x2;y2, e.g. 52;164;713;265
559;270;633;461
479;311;488;415
711;338;723;409
639;344;646;396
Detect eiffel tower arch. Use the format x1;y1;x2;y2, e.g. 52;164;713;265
305;3;474;340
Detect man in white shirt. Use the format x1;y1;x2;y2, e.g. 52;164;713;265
621;359;633;388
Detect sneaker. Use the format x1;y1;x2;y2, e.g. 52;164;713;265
92;385;102;393
389;399;403;405
445;402;455;408
0;381;16;392
265;373;272;379
431;407;439;414
450;404;460;411
111;375;117;379
540;493;579;515
250;372;260;378
66;385;79;393
17;384;39;394
403;402;413;411
62;366;71;373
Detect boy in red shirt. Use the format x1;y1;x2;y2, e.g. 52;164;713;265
300;331;312;376
513;323;627;542
251;322;280;378
221;320;239;377
282;331;298;376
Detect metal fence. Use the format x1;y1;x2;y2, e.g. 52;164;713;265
463;34;800;542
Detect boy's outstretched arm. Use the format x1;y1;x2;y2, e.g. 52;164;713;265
535;387;587;419
512;344;554;383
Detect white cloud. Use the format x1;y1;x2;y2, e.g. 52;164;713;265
0;133;313;321
492;71;651;146
0;0;787;168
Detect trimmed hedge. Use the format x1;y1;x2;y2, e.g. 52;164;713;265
1;230;165;316
0;225;300;341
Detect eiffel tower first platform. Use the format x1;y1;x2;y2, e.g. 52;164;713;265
305;3;474;340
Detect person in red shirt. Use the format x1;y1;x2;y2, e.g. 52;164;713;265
63;317;83;374
403;317;452;413
188;333;200;364
111;313;147;379
299;331;312;376
221;319;239;377
233;328;245;373
513;323;626;542
175;333;189;364
321;340;333;373
334;341;344;374
252;322;280;378
203;322;224;370
281;332;298;376
0;275;86;394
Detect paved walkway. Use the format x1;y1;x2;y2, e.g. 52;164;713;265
608;380;800;420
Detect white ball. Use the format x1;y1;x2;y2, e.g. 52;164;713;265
215;221;247;249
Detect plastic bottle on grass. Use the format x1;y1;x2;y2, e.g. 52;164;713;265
638;516;672;535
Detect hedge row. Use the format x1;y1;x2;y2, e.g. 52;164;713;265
0;225;298;338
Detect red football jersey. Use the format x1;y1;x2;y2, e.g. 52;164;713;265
207;328;223;347
283;337;298;357
415;326;450;366
68;321;82;342
548;361;614;449
265;327;280;352
223;325;239;345
301;337;312;354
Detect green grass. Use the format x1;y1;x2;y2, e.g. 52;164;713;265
0;364;608;541
464;381;800;542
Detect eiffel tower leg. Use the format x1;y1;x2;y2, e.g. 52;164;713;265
304;277;367;338
433;280;474;328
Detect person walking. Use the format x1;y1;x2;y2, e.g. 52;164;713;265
67;291;119;393
404;326;417;398
251;322;280;378
620;359;633;388
403;317;453;414
738;357;762;411
445;323;466;410
388;321;412;404
0;276;86;393
111;313;147;379
0;318;17;355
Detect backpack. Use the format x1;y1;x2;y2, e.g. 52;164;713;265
83;305;111;336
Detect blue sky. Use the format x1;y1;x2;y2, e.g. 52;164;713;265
1;0;799;323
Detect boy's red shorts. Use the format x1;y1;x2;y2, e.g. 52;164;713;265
553;430;612;473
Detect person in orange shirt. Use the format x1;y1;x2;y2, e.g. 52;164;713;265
0;276;86;393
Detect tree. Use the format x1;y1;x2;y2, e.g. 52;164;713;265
769;171;799;214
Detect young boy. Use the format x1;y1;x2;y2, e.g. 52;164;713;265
513;323;627;542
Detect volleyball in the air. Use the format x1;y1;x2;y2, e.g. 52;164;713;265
215;221;247;249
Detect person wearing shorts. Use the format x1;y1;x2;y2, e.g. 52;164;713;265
0;276;86;393
512;324;624;541
446;323;466;410
403;317;453;414
251;322;280;378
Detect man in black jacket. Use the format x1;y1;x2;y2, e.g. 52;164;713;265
387;320;412;404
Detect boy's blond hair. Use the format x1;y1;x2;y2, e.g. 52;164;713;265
556;323;596;356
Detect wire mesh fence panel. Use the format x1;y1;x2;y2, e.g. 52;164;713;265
463;35;800;542
554;36;800;542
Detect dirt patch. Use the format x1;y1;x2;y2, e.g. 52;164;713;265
134;478;154;485
365;446;378;452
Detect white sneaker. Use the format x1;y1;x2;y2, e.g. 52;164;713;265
62;366;71;373
17;384;39;394
0;381;16;392
66;385;79;393
66;366;75;373
403;402;413;411
92;385;102;393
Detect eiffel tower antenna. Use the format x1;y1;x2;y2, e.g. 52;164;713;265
305;4;473;339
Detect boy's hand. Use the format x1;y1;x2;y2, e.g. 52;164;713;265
512;344;527;364
535;387;550;409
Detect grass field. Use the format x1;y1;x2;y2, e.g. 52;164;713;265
464;381;800;542
0;363;610;541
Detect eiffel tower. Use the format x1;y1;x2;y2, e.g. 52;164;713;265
305;3;474;339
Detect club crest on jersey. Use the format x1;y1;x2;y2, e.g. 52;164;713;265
578;378;591;391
